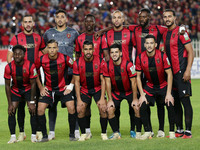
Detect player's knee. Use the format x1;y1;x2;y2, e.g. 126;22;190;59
37;107;45;115
107;107;115;118
134;109;140;118
67;105;75;114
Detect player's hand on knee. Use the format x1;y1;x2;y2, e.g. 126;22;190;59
107;100;114;110
98;100;107;113
8;104;15;116
28;103;36;116
139;94;147;107
77;100;85;114
40;86;49;96
165;94;174;106
132;99;139;110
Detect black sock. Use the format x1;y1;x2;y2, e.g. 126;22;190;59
174;93;183;130
78;117;86;134
135;117;142;132
8;115;16;135
115;107;120;130
68;113;76;135
147;106;152;132
48;101;58;131
181;97;193;131
140;102;151;132
100;117;108;133
38;114;47;138
156;101;165;131
17;101;26;132
129;104;135;131
166;103;175;132
108;116;119;132
30;114;37;134
85;115;91;129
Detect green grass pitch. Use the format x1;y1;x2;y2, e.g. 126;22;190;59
0;80;200;150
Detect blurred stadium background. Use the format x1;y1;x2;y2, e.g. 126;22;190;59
0;0;200;83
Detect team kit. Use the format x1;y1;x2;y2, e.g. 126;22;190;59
4;8;194;143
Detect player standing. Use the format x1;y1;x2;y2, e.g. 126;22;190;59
5;45;38;143
163;9;194;139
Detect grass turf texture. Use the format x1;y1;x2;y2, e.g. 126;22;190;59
0;80;200;150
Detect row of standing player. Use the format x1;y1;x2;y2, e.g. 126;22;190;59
5;8;193;143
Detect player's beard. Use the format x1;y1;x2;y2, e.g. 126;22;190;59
140;19;149;28
24;26;33;33
112;56;121;62
146;47;154;54
114;23;122;29
165;20;174;28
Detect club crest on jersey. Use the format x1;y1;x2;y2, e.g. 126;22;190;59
124;33;127;38
121;68;124;73
172;33;175;38
35;38;38;42
143;61;146;64
109;35;111;38
157;58;160;64
23;69;26;73
59;64;62;68
67;33;71;38
21;39;23;42
95;64;98;69
151;29;154;31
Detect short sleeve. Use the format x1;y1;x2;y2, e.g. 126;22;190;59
179;31;191;45
163;53;171;70
101;34;108;51
4;64;11;79
102;62;109;77
127;61;136;78
39;36;46;50
29;63;38;79
73;60;79;76
128;25;137;32
157;25;168;35
75;38;81;54
135;55;142;71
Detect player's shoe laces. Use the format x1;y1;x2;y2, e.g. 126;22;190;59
17;132;26;142
109;132;121;139
136;132;141;139
78;134;87;141
85;132;92;140
175;131;184;137
36;131;43;141
31;134;38;143
140;132;151;140
8;135;17;144
109;132;121;140
69;134;77;141
182;132;192;139
48;131;55;141
156;130;165;138
101;133;108;140
75;130;80;139
169;132;176;139
130;130;136;138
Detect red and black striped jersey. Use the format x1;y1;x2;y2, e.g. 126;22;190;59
102;27;135;61
9;32;46;63
35;52;73;91
73;55;103;95
75;32;107;58
103;58;136;96
130;25;167;56
136;50;171;89
163;26;191;74
4;59;37;93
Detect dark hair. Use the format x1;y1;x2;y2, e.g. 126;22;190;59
83;40;94;48
139;8;151;14
23;15;33;20
145;34;156;42
85;14;95;21
47;39;58;45
12;44;26;53
55;9;67;17
163;9;176;16
110;43;122;52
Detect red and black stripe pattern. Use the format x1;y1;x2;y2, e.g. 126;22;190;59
103;58;136;96
4;59;37;94
35;52;73;91
73;55;103;95
9;32;46;63
136;50;171;89
163;26;191;74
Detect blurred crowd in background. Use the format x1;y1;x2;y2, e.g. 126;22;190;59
0;0;199;46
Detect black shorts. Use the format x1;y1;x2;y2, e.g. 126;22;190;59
80;90;101;104
11;89;31;102
143;85;166;106
173;70;192;98
112;92;133;109
38;90;74;108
